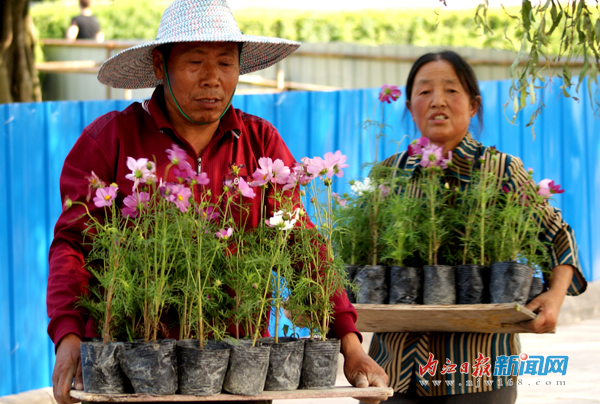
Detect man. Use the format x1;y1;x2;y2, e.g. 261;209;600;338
66;0;104;42
47;1;389;403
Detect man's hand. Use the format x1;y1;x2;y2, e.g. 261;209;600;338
517;265;573;334
52;333;83;404
341;333;389;404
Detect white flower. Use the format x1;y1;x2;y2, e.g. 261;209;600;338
267;210;297;231
350;178;373;196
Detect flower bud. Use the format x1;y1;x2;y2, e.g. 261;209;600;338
444;182;450;189
63;198;73;210
252;283;258;290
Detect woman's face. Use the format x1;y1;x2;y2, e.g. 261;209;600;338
407;60;480;149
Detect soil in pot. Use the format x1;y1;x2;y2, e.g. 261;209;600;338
261;337;305;391
527;276;545;304
456;264;488;304
354;265;388;304
389;266;422;305
117;339;178;395
299;338;340;390
80;341;127;394
176;339;230;395
423;265;456;305
489;261;534;305
344;264;360;304
222;342;270;395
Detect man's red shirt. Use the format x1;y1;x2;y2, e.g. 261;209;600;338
47;86;359;347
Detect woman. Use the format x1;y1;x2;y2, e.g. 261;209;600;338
367;51;587;404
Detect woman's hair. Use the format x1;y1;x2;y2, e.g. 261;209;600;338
405;50;484;131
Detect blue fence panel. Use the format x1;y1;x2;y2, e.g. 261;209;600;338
0;104;15;396
0;78;599;396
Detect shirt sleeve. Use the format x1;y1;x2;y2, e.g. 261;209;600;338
261;123;361;342
504;155;587;296
47;129;115;348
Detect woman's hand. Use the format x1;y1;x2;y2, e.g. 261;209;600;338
341;333;389;404
517;265;574;334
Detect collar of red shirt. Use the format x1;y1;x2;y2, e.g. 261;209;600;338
143;85;242;145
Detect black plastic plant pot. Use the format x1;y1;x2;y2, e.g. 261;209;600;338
176;339;230;396
527;276;545;304
354;265;389;304
260;337;305;391
456;264;489;304
423;265;456;305
344;264;360;304
117;339;178;395
299;338;340;390
489;261;535;305
389;266;422;305
222;343;271;395
80;341;127;394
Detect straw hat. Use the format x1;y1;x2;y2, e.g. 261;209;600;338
97;0;300;89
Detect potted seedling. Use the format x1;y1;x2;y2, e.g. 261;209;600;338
380;171;422;305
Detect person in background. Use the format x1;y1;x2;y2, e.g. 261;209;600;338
66;0;104;42
366;50;587;404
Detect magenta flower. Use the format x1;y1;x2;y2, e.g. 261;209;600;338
216;227;233;239
166;144;188;167
93;186;117;208
420;144;444;168
332;192;347;207
122;192;150;218
125;157;156;190
168;184;192;212
537;179;565;198
238;176;256;199
378;184;390;198
408;137;430;157
198;206;220;221
378;84;402;104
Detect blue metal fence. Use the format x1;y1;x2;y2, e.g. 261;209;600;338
1;79;598;396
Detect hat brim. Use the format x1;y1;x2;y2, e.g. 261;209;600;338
97;35;300;89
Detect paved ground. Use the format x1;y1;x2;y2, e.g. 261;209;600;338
275;316;600;404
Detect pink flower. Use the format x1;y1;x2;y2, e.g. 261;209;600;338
420;144;444;168
85;171;107;202
332;192;347;207
168;184;192;212
174;165;210;186
250;157;273;187
198;206;220;221
216;227;233;239
378;184;390;198
93;186;117;208
166;144;188;167
270;158;291;185
293;159;315;186
125;157;156;190
378;84;402;104
440;150;453;169
238;176;256;199
537;179;565;198
307;151;348;179
408;137;430;156
122;192;150;218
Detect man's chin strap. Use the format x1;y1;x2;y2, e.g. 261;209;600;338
162;57;236;125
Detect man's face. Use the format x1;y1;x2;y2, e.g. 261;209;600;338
152;41;240;125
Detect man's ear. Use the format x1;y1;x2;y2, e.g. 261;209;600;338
152;48;165;81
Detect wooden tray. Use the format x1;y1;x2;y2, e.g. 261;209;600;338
71;386;394;402
354;303;538;333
